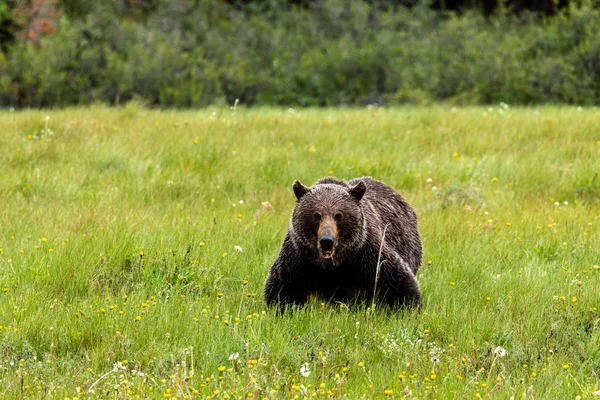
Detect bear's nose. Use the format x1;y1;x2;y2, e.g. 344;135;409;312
319;235;335;251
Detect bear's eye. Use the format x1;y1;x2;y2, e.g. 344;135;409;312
334;212;343;222
313;212;322;222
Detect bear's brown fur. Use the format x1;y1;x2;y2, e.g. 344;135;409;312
264;177;422;308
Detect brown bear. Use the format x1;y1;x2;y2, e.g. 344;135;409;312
264;176;422;309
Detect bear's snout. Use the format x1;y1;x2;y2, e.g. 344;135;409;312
317;216;338;260
319;235;335;251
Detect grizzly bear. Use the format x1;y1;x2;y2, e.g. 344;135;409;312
264;177;422;309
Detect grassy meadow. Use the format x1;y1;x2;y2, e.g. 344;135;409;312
0;105;599;398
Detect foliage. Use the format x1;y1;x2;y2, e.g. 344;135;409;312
0;0;599;107
0;106;599;397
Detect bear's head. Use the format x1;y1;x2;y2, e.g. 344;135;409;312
290;179;367;269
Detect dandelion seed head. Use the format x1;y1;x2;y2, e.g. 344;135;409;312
494;346;506;357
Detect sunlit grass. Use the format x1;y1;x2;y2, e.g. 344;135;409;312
0;104;599;398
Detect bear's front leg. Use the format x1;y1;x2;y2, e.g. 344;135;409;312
264;266;310;308
374;256;422;308
264;236;311;309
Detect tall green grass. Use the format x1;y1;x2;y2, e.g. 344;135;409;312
0;105;599;398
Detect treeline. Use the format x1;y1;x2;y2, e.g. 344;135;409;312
1;0;600;107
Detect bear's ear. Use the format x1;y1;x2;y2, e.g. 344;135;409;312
348;181;366;202
293;180;310;200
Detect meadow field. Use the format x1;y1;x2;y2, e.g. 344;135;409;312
0;105;599;399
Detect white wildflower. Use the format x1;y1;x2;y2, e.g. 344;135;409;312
234;245;243;253
426;178;433;183
228;353;239;361
300;362;310;377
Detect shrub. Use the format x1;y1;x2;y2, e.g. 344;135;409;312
2;0;600;107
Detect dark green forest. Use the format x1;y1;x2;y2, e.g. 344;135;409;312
1;0;600;107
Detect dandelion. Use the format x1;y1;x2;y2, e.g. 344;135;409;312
309;146;316;153
554;202;560;206
218;366;226;372
563;201;569;205
494;346;506;357
384;389;393;396
492;177;498;182
357;361;364;368
300;362;310;377
428;259;433;265
431;186;437;191
194;137;200;144
426;178;433;183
